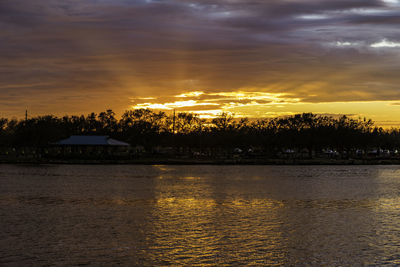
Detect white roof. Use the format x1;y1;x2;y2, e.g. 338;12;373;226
57;135;129;146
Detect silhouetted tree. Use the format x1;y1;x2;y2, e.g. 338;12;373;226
1;110;400;160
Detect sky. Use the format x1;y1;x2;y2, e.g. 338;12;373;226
1;0;400;126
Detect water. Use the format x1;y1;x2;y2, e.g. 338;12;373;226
1;164;400;266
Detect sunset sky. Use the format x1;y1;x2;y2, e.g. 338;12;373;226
1;0;400;126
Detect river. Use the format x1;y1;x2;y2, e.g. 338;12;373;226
1;164;400;265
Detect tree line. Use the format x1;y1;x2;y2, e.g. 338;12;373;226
0;109;399;156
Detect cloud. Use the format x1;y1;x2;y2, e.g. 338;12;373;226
371;39;400;47
130;90;299;117
1;0;400;118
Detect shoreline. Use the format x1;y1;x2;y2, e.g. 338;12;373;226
2;158;400;165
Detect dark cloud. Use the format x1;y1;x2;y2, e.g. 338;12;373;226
1;0;400;117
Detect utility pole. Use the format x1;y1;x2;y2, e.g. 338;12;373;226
172;109;176;134
172;109;176;154
25;110;28;122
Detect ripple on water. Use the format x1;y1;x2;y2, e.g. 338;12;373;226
1;164;400;265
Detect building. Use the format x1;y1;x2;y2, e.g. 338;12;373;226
52;135;130;158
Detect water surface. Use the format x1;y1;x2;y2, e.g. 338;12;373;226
1;164;400;265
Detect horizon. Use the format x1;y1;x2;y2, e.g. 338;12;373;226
1;1;400;126
4;108;400;129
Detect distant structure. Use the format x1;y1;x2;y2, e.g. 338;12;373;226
53;135;130;158
57;135;129;146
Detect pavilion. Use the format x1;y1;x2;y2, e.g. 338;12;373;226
53;135;130;158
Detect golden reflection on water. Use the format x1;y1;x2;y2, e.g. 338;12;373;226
157;197;216;209
149;175;287;265
183;176;201;180
377;197;400;210
376;167;400;211
152;165;174;172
